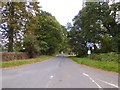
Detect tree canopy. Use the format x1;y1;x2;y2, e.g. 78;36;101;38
1;1;119;57
68;2;120;56
35;11;68;55
0;2;68;57
0;1;40;52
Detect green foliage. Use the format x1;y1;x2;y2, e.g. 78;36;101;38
99;34;113;53
1;2;68;56
90;52;119;63
59;26;68;53
70;57;119;73
68;27;88;57
35;11;68;55
23;33;40;58
68;2;120;55
0;2;40;52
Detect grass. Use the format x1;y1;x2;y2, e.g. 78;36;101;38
0;55;53;68
69;56;119;73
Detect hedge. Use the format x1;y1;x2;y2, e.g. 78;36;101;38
90;52;119;63
1;52;29;62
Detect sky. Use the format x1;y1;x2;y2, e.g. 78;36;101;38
39;0;83;26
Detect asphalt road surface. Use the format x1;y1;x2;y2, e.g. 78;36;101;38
1;55;119;88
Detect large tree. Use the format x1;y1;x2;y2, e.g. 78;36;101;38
35;11;67;55
0;1;40;52
69;2;120;56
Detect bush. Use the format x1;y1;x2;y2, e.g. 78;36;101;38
1;52;29;62
90;52;119;63
72;46;87;57
23;34;40;58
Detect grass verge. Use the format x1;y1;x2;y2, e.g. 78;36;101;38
69;56;119;73
0;55;53;68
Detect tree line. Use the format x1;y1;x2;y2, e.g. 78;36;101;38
1;1;120;57
68;2;120;56
0;1;68;57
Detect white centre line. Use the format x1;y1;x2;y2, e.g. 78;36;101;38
50;75;54;79
83;73;89;77
98;79;119;88
83;73;102;88
46;75;54;88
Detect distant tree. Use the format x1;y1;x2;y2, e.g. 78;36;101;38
59;25;68;53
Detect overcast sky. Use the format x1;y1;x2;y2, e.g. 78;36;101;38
39;0;83;26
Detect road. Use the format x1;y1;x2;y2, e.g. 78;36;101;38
1;55;119;88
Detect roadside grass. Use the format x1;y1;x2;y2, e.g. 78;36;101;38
69;56;119;73
0;55;53;68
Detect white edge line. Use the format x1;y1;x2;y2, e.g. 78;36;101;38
98;79;119;88
83;73;102;88
92;79;102;88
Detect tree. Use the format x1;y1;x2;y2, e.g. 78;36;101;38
35;11;66;55
59;25;68;53
68;27;87;56
69;2;120;56
101;2;120;52
0;1;40;52
23;33;40;58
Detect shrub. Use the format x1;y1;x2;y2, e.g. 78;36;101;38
1;52;29;62
90;52;119;63
23;34;40;58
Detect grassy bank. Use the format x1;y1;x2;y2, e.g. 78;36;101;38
69;56;119;73
0;55;53;68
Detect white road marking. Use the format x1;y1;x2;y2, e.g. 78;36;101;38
50;75;54;79
46;80;51;88
98;79;119;88
46;75;54;88
83;73;102;88
83;73;89;77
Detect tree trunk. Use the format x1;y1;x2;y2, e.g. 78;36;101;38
8;28;14;52
8;2;14;52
